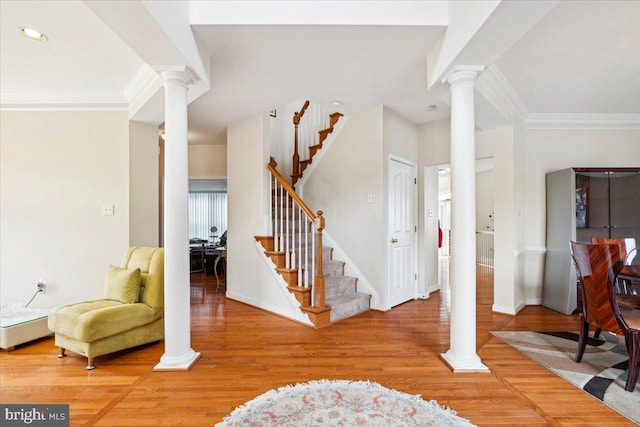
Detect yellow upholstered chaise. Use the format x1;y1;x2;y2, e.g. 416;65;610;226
48;247;164;369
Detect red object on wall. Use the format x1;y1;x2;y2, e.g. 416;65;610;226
438;226;443;248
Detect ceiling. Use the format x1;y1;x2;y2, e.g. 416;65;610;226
1;1;639;145
0;0;142;106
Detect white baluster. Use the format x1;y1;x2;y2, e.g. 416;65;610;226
304;219;309;288
308;106;313;148
267;175;276;236
291;200;296;270
298;206;303;286
285;189;290;269
315;103;320;146
311;222;316;300
273;177;278;250
279;183;284;252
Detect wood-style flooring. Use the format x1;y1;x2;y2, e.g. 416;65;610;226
0;260;635;426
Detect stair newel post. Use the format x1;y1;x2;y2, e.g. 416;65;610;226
292;100;310;186
292;111;301;181
313;210;326;310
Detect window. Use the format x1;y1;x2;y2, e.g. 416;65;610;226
189;192;227;243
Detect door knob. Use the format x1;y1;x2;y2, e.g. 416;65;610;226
391;238;398;243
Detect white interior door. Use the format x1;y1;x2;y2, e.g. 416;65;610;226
388;157;417;307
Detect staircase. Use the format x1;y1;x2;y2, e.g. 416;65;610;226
255;156;371;328
255;229;370;327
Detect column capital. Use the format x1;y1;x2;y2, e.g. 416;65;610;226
156;65;198;86
441;66;485;86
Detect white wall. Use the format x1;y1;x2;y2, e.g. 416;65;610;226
490;125;524;314
189;144;227;179
418;118;452;167
523;128;640;304
1;110;130;308
475;169;494;231
129;121;159;247
304;106;385;303
226;113;311;324
422;165;440;294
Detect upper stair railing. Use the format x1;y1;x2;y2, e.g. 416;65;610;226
268;157;326;315
291;100;343;186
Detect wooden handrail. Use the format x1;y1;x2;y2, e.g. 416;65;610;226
292;100;310;179
293;100;310;126
269;157;315;220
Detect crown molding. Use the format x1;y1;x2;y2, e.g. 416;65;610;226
0;64;163;114
124;63;160;104
0;92;128;110
475;65;640;130
525;113;640;130
475;64;529;128
124;64;163;119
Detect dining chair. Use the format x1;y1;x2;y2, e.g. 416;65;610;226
591;237;635;263
570;242;623;363
608;260;640;391
214;249;227;292
592;237;638;293
571;241;602;339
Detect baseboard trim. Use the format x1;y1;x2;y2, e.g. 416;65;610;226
492;301;526;316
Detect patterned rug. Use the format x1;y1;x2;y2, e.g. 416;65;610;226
492;330;640;424
216;379;476;426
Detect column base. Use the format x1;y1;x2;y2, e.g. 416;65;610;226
440;350;490;373
154;349;201;371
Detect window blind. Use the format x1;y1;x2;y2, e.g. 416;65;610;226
189;192;227;242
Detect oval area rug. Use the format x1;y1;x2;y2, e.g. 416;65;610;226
216;379;476;426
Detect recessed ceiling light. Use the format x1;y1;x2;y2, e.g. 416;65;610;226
331;101;342;109
425;105;437;112
18;27;48;42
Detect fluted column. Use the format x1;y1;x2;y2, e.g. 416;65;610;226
154;69;200;370
440;66;489;372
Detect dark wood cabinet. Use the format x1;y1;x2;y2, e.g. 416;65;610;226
543;168;640;315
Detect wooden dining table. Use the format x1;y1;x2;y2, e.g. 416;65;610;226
615;265;640;309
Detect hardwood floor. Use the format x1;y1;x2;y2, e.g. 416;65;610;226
1;261;635;426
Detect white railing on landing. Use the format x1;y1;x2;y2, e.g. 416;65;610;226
297;102;330;164
476;231;494;267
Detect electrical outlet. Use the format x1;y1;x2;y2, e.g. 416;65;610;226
37;280;46;294
102;204;115;216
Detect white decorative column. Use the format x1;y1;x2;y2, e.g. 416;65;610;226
440;66;489;372
154;69;201;370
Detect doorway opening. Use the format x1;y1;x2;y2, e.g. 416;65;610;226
435;159;495;308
